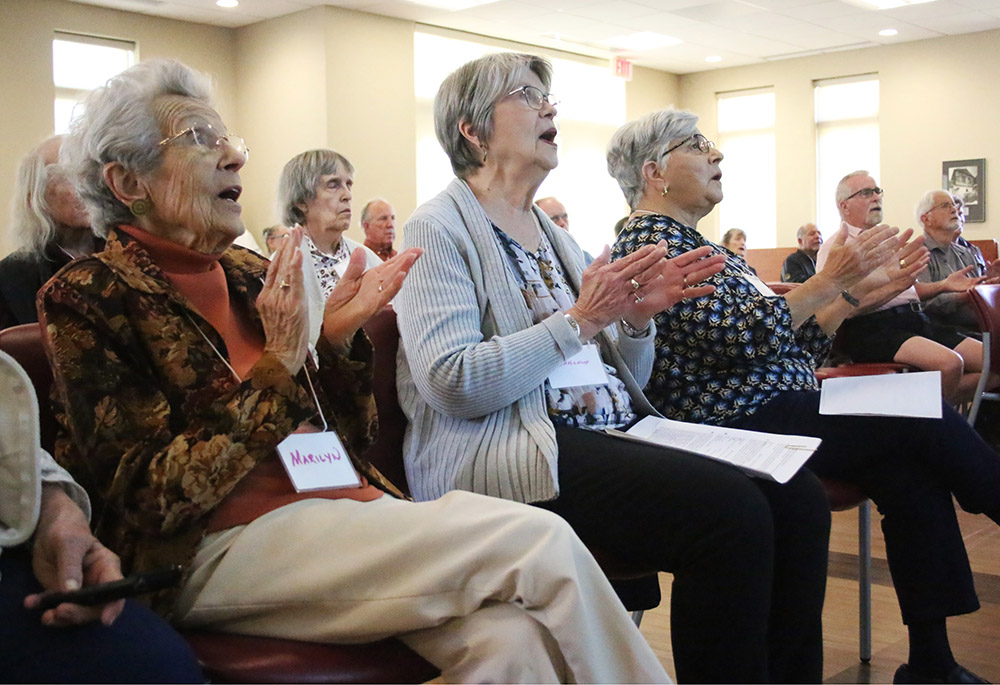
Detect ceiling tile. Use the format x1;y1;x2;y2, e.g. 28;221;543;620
564;0;663;22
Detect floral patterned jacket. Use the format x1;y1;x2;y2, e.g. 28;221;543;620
38;228;394;613
613;214;833;426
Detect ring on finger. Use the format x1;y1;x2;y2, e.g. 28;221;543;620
279;280;291;289
630;277;641;291
900;258;906;268
378;281;384;293
683;274;689;287
634;293;644;304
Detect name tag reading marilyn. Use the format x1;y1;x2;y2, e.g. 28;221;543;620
277;431;361;492
548;344;610;389
744;274;778;297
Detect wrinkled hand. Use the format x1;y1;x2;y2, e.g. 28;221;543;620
258;227;310;374
819;222;900;290
941;264;987;292
569;243;667;337
322;247;422;348
622;245;726;325
24;485;125;627
852;230;929;301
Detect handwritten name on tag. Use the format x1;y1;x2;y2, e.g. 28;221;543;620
548;344;609;389
277;431;362;492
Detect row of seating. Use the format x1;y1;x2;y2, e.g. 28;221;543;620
7;283;999;682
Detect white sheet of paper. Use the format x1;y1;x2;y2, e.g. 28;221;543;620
276;431;362;492
744;274;778;297
611;415;819;484
819;371;942;418
548;344;609;389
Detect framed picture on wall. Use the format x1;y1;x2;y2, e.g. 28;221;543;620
942;158;986;222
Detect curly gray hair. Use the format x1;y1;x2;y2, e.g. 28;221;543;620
60;58;214;237
434;52;553;179
8;137;65;253
606;109;699;209
277;149;354;227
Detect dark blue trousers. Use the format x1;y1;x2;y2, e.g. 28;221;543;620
1;546;204;683
729;390;1000;624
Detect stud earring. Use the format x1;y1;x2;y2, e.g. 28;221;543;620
661;184;669;197
130;198;152;216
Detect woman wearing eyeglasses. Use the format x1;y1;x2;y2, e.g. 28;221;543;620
397;53;839;683
610;109;1000;685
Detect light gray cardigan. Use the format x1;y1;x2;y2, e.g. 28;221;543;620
396;178;659;504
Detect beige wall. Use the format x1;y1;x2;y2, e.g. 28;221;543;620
235;7;416;248
627;65;680;121
0;0;237;256
679;29;1000;247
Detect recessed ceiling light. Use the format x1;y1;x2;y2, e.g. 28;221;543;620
879;28;899;36
606;32;682;51
706;55;723;62
216;0;238;7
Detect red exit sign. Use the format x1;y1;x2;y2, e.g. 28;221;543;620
612;56;633;81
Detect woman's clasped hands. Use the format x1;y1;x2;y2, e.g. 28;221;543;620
568;241;726;340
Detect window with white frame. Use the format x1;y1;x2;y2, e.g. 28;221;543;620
414;31;627;256
815;75;879;236
53;32;136;134
716;88;776;248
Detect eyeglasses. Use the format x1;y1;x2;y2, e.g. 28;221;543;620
507;85;559;110
844;186;883;201
664;134;716;157
158;124;250;159
931;201;957;212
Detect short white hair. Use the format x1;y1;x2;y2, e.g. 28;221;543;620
914;189;947;226
361;197;391;225
835;170;871;205
796;223;816;241
61;59;214;237
606;109;699;209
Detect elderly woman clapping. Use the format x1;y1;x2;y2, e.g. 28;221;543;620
396;52;835;683
609;108;1000;684
38;58;671;684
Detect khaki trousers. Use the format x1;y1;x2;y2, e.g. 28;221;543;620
174;491;669;684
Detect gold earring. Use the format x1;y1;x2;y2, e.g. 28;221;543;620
130;198;151;216
482;145;488;164
661;184;669;197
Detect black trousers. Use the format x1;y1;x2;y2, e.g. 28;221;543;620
536;426;831;684
729;390;1000;624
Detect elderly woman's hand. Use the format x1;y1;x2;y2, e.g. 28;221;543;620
568;242;669;339
322;247;423;349
622;244;726;326
258;227;310;374
818;223;901;290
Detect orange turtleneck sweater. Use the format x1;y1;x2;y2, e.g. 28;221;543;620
118;226;382;533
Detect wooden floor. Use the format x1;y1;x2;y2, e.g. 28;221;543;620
638;504;1000;683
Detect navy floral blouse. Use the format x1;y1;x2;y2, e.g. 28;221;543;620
611;213;832;425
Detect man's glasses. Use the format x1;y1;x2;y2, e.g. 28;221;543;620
845;186;883;201
507;85;559;110
664;134;716;157
158;124;249;158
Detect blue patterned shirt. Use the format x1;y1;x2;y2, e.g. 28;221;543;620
611;213;832;425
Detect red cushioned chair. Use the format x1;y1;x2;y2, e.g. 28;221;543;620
967;284;1000;426
363;307;659;627
0;323;439;684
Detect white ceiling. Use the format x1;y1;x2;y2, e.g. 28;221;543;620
67;0;1000;73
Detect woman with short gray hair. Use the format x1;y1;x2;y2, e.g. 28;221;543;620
397;53;830;683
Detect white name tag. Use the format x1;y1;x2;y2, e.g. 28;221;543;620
276;431;362;492
548;344;609;389
744;274;777;297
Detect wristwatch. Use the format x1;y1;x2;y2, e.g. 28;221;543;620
840;290;860;307
620;317;651;338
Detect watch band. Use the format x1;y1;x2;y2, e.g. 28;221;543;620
564;313;582;339
620;317;651;337
840;290;860;307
